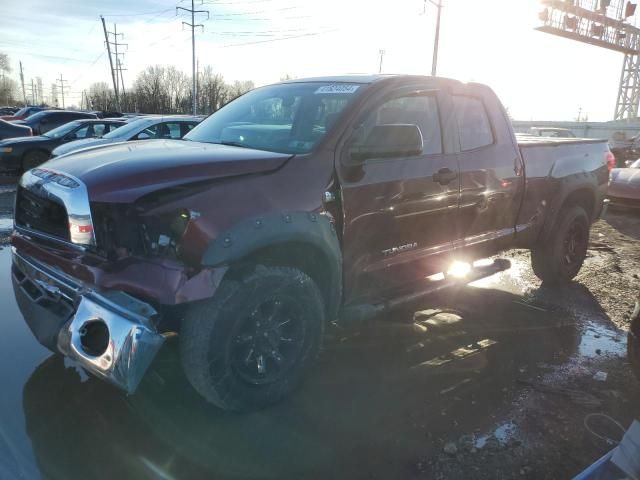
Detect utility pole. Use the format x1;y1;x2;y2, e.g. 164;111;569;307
19;61;27;106
117;57;127;109
429;0;443;76
57;74;68;108
378;49;385;73
31;79;35;104
101;15;120;110
177;0;209;115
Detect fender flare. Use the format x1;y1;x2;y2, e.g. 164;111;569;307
536;173;599;244
202;212;342;320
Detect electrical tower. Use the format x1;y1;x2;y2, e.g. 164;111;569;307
100;16;127;111
537;0;640;120
19;61;27;106
57;74;68;108
177;0;209;115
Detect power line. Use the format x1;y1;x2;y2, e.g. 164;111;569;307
177;0;210;115
217;28;338;47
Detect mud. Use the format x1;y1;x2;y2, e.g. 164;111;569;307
0;200;638;479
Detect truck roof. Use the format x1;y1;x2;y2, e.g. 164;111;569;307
279;74;467;86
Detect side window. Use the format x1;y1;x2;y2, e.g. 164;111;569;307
359;94;442;155
135;124;160;139
74;125;91;139
452;96;493;151
181;123;197;137
162;123;182;139
92;124;107;137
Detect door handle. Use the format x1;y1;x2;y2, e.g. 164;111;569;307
433;168;458;185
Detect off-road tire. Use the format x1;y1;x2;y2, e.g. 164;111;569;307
179;265;325;411
22;150;49;172
531;205;590;284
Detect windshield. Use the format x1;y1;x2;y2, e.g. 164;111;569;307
103;118;153;139
13;107;30;117
44;121;82;139
184;82;364;154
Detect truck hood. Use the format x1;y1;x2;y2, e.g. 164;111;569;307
44;139;293;203
53;137;118;157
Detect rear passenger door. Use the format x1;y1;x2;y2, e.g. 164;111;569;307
338;87;460;303
451;86;524;259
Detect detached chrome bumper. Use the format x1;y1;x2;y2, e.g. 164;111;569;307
12;249;165;394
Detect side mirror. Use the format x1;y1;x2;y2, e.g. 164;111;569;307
349;124;423;163
137;132;151;140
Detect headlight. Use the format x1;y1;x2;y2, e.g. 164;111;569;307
0;147;12;153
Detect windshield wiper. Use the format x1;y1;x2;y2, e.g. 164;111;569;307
211;141;252;149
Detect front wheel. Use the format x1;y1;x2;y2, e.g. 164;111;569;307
179;265;325;411
531;205;590;284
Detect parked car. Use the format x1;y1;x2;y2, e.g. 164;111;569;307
529;127;576;138
12;110;98;136
610;133;640;166
0;106;47;121
12;75;610;411
0;118;126;173
0;118;32;140
0;107;19;116
51;115;201;157
607;159;640;209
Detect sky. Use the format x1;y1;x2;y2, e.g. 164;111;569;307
0;0;635;120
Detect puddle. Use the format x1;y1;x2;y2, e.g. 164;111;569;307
474;422;517;448
578;321;626;358
470;257;534;295
0;217;13;231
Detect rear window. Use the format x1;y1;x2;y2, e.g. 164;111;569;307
452;96;493;151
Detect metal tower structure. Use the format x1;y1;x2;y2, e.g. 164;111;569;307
536;0;640;120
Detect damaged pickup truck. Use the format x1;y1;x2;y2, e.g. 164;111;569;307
11;75;612;411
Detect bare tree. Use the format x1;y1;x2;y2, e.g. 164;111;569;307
0;52;16;105
87;82;116;111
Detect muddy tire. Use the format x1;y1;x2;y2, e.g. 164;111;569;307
531;205;590;284
22;150;49;172
179;265;325;411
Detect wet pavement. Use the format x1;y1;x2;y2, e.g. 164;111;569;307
0;194;638;479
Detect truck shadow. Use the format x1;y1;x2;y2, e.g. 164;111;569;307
21;281;619;480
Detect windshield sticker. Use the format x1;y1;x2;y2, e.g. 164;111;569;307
314;84;360;95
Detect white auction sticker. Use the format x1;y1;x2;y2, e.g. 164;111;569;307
314;84;360;94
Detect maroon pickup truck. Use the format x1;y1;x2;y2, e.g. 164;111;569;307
11;75;612;411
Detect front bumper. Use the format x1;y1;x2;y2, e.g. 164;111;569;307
12;248;165;394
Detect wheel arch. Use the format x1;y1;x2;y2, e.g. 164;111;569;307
201;212;342;321
536;178;599;246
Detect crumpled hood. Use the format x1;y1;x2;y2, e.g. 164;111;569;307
53;137;118;157
610;167;640;186
43;139;292;203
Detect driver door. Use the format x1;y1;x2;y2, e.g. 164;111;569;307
337;87;460;304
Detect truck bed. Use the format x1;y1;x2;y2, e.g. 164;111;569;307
516;134;608;147
514;135;610;246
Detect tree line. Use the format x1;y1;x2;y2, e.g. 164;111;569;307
0;51;255;115
86;65;254;115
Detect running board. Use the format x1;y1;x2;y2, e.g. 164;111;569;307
340;258;511;324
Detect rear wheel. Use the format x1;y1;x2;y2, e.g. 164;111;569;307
531;205;590;284
179;265;325;411
22;150;49;172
